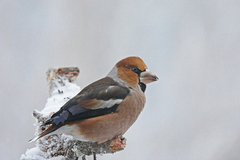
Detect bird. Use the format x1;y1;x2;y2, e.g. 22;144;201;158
29;56;158;144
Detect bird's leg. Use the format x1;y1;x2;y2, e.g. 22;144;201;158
109;135;126;151
93;152;97;160
82;155;86;160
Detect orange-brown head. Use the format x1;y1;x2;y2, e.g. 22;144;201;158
115;56;158;88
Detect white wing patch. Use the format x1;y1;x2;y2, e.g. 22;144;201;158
96;99;122;109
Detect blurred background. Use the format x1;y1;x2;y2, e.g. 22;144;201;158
1;1;240;160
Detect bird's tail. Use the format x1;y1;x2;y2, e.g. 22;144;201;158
28;124;62;143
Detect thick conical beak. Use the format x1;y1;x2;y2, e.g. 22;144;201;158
140;69;158;84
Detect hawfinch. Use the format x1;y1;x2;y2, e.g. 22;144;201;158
29;56;158;143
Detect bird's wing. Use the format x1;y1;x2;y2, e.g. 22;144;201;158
42;77;130;126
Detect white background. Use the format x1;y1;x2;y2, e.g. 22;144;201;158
1;1;240;160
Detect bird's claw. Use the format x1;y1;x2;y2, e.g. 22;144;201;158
109;135;126;151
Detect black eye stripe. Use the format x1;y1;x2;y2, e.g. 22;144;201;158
131;67;142;76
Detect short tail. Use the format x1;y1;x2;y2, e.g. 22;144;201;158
28;124;62;143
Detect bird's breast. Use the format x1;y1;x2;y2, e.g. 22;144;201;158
73;88;146;143
116;89;146;129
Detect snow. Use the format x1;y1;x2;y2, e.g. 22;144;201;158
21;80;81;160
20;147;47;160
41;81;81;116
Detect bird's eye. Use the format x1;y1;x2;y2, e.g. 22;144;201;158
131;67;140;74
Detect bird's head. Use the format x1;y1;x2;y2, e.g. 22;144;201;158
115;56;158;88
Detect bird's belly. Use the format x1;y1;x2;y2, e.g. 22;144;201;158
76;114;139;143
77;97;145;143
66;91;146;143
55;124;91;142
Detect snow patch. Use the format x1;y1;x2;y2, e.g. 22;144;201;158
21;79;81;159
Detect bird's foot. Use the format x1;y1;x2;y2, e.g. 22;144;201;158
109;135;126;151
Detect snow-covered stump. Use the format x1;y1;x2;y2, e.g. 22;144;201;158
21;67;126;160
